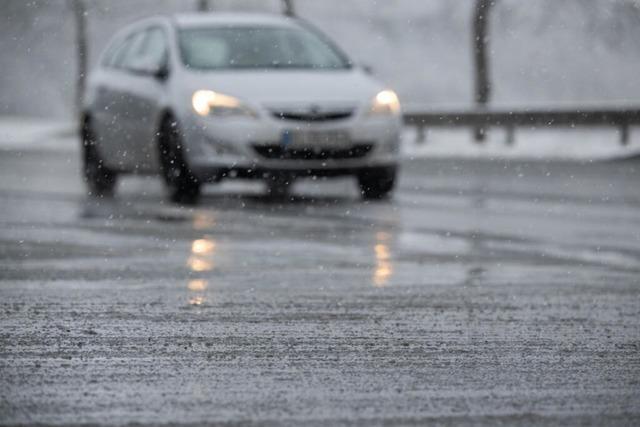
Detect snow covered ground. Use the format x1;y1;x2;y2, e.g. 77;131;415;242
0;116;76;152
1;116;639;161
401;126;640;161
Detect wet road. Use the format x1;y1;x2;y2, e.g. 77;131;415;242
1;147;639;426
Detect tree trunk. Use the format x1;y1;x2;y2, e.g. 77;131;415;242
473;0;493;106
197;0;209;12
472;0;493;141
283;0;295;16
71;0;87;118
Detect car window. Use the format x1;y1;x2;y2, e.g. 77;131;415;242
103;36;132;69
117;31;148;70
136;28;168;70
101;38;123;68
179;26;351;70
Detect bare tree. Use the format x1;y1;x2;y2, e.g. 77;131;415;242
197;0;209;12
283;0;295;17
472;0;493;141
70;0;87;118
473;0;493;106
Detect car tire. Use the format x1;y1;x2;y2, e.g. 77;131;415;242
82;119;117;197
158;117;201;205
357;166;397;200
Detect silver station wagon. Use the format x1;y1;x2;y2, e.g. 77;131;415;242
82;13;402;203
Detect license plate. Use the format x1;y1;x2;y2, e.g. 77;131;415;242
282;129;351;148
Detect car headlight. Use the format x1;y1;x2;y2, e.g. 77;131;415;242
369;90;401;116
192;90;258;118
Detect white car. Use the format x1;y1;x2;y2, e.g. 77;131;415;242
82;13;402;203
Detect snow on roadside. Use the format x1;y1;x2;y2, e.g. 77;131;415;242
402;126;640;161
1;116;639;161
0;116;77;152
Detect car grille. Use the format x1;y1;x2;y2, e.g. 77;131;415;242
253;144;373;160
271;110;353;122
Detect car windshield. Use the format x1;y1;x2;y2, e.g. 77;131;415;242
178;25;351;71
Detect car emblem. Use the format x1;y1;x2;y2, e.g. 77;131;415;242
309;105;321;116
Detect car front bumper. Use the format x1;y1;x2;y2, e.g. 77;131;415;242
180;111;401;182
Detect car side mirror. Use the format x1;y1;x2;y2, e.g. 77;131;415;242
129;58;169;81
154;64;170;81
361;63;374;75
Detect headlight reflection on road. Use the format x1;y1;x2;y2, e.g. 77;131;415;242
188;279;208;292
187;256;214;272
192;238;216;255
189;295;206;306
187;237;217;272
187;236;217;306
187;277;210;307
192;212;216;231
373;231;393;287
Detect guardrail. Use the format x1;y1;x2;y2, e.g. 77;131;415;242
403;107;640;145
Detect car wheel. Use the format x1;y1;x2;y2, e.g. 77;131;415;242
357;166;397;200
158;117;201;205
82;119;117;197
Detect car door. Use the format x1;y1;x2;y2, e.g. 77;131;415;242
121;27;170;173
92;31;148;171
91;32;142;168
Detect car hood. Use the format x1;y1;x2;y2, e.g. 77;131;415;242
181;68;384;108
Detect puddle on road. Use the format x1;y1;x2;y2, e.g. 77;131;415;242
72;182;640;298
80;196;198;226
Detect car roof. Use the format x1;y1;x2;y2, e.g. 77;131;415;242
171;12;300;29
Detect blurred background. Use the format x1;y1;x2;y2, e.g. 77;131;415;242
2;0;640;118
2;5;640;423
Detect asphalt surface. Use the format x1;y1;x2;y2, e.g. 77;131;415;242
1;146;639;426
